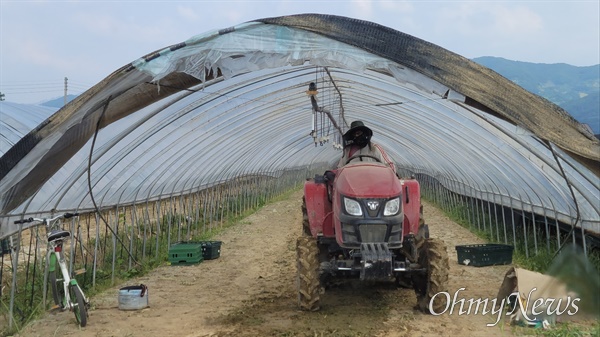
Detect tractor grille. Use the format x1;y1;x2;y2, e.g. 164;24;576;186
359;224;388;242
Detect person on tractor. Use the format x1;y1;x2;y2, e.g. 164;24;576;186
337;120;396;173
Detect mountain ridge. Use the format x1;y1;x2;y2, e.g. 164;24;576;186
472;56;599;135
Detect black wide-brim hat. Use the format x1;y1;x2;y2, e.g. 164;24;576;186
343;121;373;141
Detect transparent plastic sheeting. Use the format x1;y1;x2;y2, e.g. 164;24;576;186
0;15;598;239
0;102;57;157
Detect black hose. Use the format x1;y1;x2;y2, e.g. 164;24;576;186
87;96;138;265
546;140;582;258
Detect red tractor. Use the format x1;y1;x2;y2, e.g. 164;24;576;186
297;157;449;312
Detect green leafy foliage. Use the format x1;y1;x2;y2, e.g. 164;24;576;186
546;245;600;316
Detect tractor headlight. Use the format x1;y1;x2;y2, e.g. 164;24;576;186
383;197;400;216
343;197;363;216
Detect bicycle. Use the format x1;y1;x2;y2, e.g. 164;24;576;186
14;213;90;327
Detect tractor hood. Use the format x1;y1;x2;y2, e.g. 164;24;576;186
335;163;401;198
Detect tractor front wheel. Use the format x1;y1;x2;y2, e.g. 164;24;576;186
296;236;321;311
413;238;449;314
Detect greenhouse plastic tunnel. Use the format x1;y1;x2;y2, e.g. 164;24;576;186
0;15;599;322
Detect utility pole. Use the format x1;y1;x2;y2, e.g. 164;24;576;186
64;77;68;106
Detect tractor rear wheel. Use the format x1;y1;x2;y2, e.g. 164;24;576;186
413;238;449;314
296;236;321;311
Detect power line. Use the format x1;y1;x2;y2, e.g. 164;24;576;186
0;78;93;101
1;80;94;90
2;89;67;94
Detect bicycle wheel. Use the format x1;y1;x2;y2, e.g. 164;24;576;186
48;271;64;308
69;285;88;327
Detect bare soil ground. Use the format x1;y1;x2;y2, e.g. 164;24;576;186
12;189;552;336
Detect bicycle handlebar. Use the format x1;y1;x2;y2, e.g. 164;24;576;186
13;218;34;224
13;212;79;225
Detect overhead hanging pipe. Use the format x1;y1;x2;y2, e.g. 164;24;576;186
323;67;348;129
308;81;344;137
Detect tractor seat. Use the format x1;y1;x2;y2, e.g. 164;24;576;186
48;230;71;243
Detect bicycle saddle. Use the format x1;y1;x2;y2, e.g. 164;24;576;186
48;230;71;242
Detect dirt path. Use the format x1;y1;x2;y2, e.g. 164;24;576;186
16;189;521;337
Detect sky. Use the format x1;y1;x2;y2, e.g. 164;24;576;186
0;1;599;105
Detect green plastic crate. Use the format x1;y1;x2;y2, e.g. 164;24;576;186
1;238;10;255
455;244;513;267
168;242;204;265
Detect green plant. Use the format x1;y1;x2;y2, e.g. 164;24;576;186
514;321;600;337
